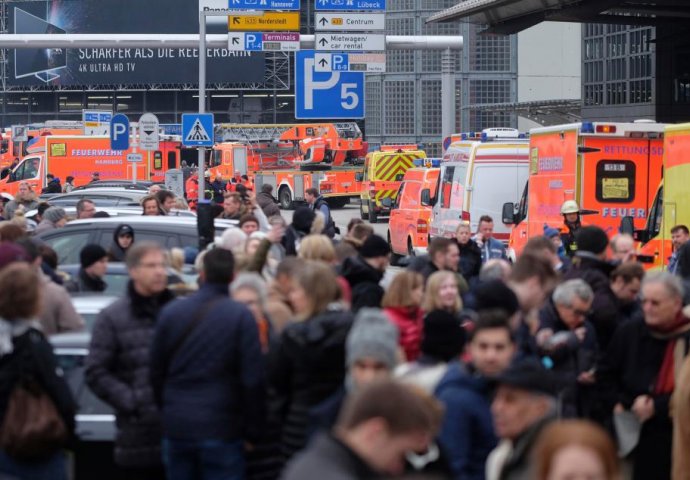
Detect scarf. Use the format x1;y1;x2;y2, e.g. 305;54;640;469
650;312;690;395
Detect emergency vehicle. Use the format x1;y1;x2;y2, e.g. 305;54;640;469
0;135;182;196
358;146;427;223
622;122;690;270
430;129;529;241
207;123;367;209
0;121;84;168
387;161;440;257
502;121;665;257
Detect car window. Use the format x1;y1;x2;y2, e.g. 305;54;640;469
44;231;92;264
55;353;113;416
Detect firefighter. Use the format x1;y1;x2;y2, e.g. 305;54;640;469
560;200;582;257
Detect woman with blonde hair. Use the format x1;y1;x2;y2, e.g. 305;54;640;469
269;261;353;462
423;270;463;314
531;420;621;480
382;271;425;361
298;234;337;264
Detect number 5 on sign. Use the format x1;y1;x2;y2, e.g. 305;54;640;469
295;50;365;119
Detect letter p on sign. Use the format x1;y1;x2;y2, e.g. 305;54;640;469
110;114;130;150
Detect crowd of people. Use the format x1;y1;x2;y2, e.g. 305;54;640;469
0;180;689;480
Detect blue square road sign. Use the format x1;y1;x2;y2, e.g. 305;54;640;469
182;113;215;147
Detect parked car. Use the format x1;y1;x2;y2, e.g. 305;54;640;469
26;205;196;219
69;293;119;329
39;188;149;208
71;180;156;191
35;216;238;264
61;263;198;296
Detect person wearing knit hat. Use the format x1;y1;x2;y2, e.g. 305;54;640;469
33;206;68;236
340;234;391;313
310;308;400;434
66;244;108;293
543;224;567;260
575;226;609;257
0;242;30;270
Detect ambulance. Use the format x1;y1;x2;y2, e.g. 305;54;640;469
387;162;440;257
430;129;529;241
621;122;690;270
502;121;665;258
358;145;426;223
0;135;181;196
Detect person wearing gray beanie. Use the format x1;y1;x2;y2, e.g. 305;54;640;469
346;308;400;374
33;206;68;236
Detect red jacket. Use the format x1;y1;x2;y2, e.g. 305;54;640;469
384;306;424;362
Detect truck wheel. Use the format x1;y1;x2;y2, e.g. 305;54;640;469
327;197;349;209
359;201;367;220
388;233;402;266
279;188;293;210
367;200;378;223
408;237;415;257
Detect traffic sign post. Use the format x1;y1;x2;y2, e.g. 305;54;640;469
315;13;385;31
315;33;385;51
228;12;300;31
109;114;130;150
83;110;113;135
127;153;143;163
11;125;28;142
228;0;300;10
182;113;215;147
295;50;364;119
138;113;160;151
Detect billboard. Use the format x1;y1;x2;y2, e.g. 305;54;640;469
6;0;266;86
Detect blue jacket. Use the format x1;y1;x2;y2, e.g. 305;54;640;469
149;283;265;443
435;361;497;480
478;237;507;263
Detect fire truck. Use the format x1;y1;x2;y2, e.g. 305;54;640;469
0;121;85;168
206;122;367;208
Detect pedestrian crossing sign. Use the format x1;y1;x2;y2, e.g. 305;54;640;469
182;113;214;147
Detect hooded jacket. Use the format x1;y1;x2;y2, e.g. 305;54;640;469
269;306;353;461
457;239;482;283
257;191;281;218
282;207;314;256
435;362;497;480
108;224;135;262
339;256;384;312
65;267;107;294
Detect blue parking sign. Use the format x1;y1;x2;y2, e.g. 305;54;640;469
295;50;364;119
110;114;130;150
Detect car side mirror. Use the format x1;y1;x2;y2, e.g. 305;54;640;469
381;197;393;208
0;168;10;180
355;173;363;182
421;188;431;206
395;173;404;182
502;202;515;224
620;216;634;235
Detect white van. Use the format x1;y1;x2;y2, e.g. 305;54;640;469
430;131;529;242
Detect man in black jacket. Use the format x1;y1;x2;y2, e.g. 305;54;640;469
65;244;108;293
85;242;174;480
305;187;336;238
150;248;265;480
340;234;390;312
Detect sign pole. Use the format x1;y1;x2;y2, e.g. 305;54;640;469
131;123;138;185
198;10;207;204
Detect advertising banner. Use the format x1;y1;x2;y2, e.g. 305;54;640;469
6;0;266;86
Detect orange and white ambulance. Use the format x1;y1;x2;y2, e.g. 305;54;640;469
0;135;181;196
621;122;690;270
503;121;665;258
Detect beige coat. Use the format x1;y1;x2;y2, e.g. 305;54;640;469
39;273;84;335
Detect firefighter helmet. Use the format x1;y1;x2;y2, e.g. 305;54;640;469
561;200;580;215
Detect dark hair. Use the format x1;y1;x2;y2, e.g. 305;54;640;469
93;211;110;218
524;236;557;255
241;174;249;181
141;195;162;214
336;380;444;435
611;262;645;284
470;309;515;342
66;176;74;183
0;263;40;320
479;215;494;224
305;187;319;197
125;241;164;269
510;252;557;287
239;214;259;228
38;245;59;270
76;198;95;215
428;237;454;259
671;225;689;235
37;202;51;217
155;190;176;205
203;248;235;284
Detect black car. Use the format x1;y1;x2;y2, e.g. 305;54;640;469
36;216;238;264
